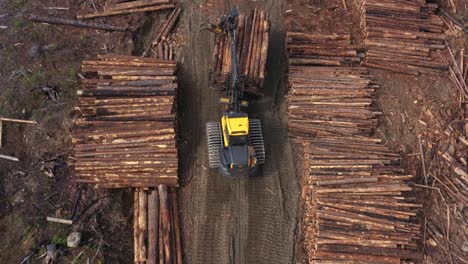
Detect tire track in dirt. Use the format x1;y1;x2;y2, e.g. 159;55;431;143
178;0;300;263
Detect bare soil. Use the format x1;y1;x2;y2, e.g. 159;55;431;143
177;0;300;263
0;0;167;262
1;0;466;263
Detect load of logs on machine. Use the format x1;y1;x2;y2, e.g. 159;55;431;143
286;32;422;263
210;8;270;94
359;0;448;76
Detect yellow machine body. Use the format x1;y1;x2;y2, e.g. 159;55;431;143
221;115;249;147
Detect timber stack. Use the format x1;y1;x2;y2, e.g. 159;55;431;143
287;32;422;263
301;140;422;263
72;54;178;188
286;32;359;67
210;8;270;94
359;0;447;75
134;187;182;264
78;0;175;19
287;65;380;139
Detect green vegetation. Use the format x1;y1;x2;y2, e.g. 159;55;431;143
18;69;48;87
3;0;28;10
51;234;67;246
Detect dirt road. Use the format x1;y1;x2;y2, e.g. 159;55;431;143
177;0;300;263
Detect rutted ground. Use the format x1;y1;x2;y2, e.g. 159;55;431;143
177;0;300;263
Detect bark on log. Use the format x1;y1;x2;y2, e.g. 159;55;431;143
158;185;171;264
137;191;148;262
147;190;159;264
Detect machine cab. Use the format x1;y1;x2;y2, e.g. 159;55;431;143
221;112;249;148
219;112;258;177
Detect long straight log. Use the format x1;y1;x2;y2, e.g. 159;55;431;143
137;191;148;262
158;203;164;264
236;15;245;69
161;8;182;42
169;194;177;264
147;189;159;264
248;9;261;79
30;14;128;32
108;0;170;11
240;10;253;73
77;4;175;19
318;244;423;259
158;185;171;264
313;251;401;263
171;190;183;264
259;19;269;86
245;9;258;76
134;191;140;263
252;10;264;81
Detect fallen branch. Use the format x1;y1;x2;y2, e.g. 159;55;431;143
46;216;73;225
30;14;128;32
438;9;468;33
0;117;37;124
77;4;175;19
0;154;19;162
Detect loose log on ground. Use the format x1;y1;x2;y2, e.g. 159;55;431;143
29;14;128;31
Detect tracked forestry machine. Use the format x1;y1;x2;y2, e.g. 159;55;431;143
205;8;265;177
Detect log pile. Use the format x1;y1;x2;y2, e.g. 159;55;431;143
287;66;380;139
146;7;182;60
210;8;270;94
134;186;182;264
359;0;448;75
78;0;175;19
286;32;360;67
301;140;422;263
72;54;178;188
287;32;422;262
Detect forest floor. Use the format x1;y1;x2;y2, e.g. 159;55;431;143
0;0;466;263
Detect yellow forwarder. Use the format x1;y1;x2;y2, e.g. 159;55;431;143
205;7;265;177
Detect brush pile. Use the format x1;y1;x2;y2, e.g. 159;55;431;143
287;32;422;263
210;8;270;94
417;43;468;261
78;0;175;19
72;54;178;188
146;7;182;60
134;187;182;264
359;0;447;75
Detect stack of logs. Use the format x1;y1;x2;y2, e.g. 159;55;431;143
211;8;270;94
72;54;178;188
287;66;381;139
134;186;182;264
359;0;447;75
301;140;422;263
286;32;359;67
78;0;175;19
287;32;422;263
